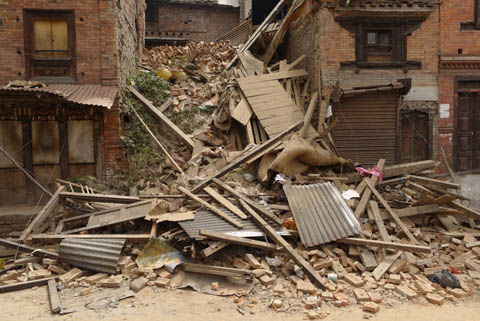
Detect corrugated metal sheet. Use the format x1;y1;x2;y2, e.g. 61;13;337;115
333;91;398;167
0;84;118;109
283;183;361;247
59;238;126;274
179;207;288;239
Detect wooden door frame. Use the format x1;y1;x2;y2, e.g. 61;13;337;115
453;76;480;171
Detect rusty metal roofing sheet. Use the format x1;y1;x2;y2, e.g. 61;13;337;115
0;84;118;109
283;183;361;247
179;207;289;239
59;238;126;274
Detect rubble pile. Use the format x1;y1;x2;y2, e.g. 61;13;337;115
1;1;479;318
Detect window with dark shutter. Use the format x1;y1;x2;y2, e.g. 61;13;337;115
24;10;76;82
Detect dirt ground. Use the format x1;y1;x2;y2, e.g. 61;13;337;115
1;285;479;321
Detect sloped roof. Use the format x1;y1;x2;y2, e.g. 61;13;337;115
0;84;118;109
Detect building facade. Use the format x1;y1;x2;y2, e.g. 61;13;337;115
145;0;240;47
0;0;145;205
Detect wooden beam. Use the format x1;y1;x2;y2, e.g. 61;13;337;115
239;199;325;289
200;242;229;258
338;238;431;253
19;186;65;242
408;175;460;190
31;234;151;242
128;86;195;148
405;181;437;196
369;201;391;242
354;159;386;219
59;192;140;204
372;252;402;281
48;279;61;313
299;92;318;138
182;263;252;278
377;177;410;187
213;178;283;226
178;186;243;228
342;160;439;184
199;229;279;251
128;101;186;176
0;239;58;259
395;204;441;218
449;201;480;220
204;187;248;219
0;276;57;294
226;0;286;69
365;179;419;244
191;120;303;193
263;0;303;68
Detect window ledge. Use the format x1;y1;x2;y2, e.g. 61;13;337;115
460;22;480;31
30;77;77;84
340;61;421;70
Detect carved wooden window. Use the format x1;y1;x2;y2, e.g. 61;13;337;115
366;29;395;62
24;10;76;81
356;24;405;64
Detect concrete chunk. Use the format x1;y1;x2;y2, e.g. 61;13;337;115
130;276;148;292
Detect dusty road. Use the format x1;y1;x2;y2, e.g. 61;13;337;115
1;285;479;321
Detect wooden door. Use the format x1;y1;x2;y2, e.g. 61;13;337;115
455;92;480;171
400;111;429;163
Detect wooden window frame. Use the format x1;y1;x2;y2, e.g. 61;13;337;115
460;0;480;30
340;22;421;70
24;10;77;82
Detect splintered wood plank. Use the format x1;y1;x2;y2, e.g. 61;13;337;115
365;179;419;244
178;186;243;228
200;242;229;258
360;247;378;271
370;201;391;242
199;230;279;251
48;279;61;313
354;159;386;219
372;252;402;281
231;97;253;126
300;92;318;138
408;175;460;190
338;238;431;253
204;187;248;219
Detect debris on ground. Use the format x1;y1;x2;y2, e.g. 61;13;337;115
1;1;479;317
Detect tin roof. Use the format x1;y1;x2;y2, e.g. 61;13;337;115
0;84;118;109
283;183;362;247
59;238;126;274
179;207;289;239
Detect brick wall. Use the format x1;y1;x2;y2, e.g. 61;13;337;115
438;0;480;171
146;3;240;42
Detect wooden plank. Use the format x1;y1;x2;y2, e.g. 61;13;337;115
231;97;253;126
431;194;457;205
405;181;437;196
213;179;283;226
204;187;248;219
377;177;410;187
317;100;328;133
412;195;435;206
178;186;243;228
449;201;480;220
48;279;61;313
226;0;286;69
0;239;59;259
360;247;378;271
338;238;431;253
237;69;308;84
182;263;251;278
370;201;391;242
199;229;279;251
0;276;57;294
365;179;419;244
200;242;229;258
354;159;386;219
408;175;460;190
191;121;303;193
299;92;318;138
238;199;325;289
286;54;306;71
19;186;65;242
372;252;402;281
395;204;441;218
342;160;439;184
61;200;155;235
263;0;303;67
31;234;151;241
59;192;140;204
128;86;195;148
